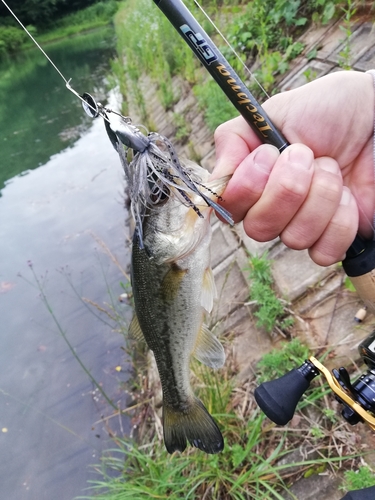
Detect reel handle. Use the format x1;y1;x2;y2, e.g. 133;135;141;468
341;485;375;500
254;361;319;425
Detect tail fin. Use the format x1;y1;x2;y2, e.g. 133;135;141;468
163;397;224;454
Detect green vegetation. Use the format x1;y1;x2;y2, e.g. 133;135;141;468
341;465;375;492
0;1;119;58
112;0;351;132
78;339;361;499
246;252;294;334
112;0;198;121
37;1;119;44
194;81;238;131
338;0;357;69
0;0;111;28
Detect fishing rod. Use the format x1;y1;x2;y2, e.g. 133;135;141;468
151;0;375;306
153;2;375;497
153;0;288;151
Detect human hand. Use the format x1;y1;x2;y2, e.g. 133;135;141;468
213;71;374;266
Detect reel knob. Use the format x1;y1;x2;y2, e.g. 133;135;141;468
340;485;375;500
254;361;319;425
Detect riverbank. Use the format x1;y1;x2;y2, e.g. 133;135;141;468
79;2;375;499
0;1;119;57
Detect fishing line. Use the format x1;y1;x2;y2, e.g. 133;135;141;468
0;0;111;121
1;0;68;84
192;0;271;101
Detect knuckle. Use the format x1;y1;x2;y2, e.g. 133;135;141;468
313;176;342;204
281;228;312;250
278;177;308;201
243;216;278;242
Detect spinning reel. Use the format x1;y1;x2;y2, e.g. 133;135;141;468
255;237;375;499
255;237;375;431
254;333;375;500
254;331;375;429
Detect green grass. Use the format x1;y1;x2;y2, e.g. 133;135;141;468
341;465;375;492
0;1;119;58
111;0;350;127
245;252;294;334
77;338;361;500
193;80;238;131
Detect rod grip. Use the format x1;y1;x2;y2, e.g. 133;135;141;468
254;369;311;425
343;237;375;315
340;486;375;500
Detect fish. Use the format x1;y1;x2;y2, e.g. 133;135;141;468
129;158;231;454
78;103;233;453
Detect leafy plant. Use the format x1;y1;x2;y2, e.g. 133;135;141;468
256;338;310;382
341;465;375;492
0;25;29;54
173;112;191;141
112;0;197;117
338;0;357;69
246;252;294;333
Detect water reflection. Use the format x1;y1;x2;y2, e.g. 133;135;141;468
0;29;133;500
0;27;115;189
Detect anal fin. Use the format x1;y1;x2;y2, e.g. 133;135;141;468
192;323;225;369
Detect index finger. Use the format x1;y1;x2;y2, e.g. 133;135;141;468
213;116;263;178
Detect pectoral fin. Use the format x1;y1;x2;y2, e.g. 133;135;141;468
201;267;217;313
161;264;187;302
192;323;225;369
128;314;145;343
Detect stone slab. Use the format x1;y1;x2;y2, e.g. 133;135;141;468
316;22;351;61
232;310;275;380
282;473;343;500
355;41;375;71
211;222;240;269
280;59;335;91
270;245;336;302
327;23;375;66
212;248;250;322
235;222;279;257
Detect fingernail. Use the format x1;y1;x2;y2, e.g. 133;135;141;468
287;145;313;170
340;187;351;206
253;145;279;174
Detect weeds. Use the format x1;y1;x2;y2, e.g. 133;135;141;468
112;0;351;133
193;80;238;131
112;0;197;119
79;338;362;500
338;0;357;69
245;252;294;334
0;0;119;56
341;464;375;491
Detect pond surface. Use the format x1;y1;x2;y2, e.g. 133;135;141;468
0;27;133;499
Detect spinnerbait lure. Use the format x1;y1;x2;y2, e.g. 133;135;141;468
78;91;234;249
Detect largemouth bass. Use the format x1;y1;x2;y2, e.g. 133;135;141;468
130;160;230;454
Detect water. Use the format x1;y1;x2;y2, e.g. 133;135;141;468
0;28;133;499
